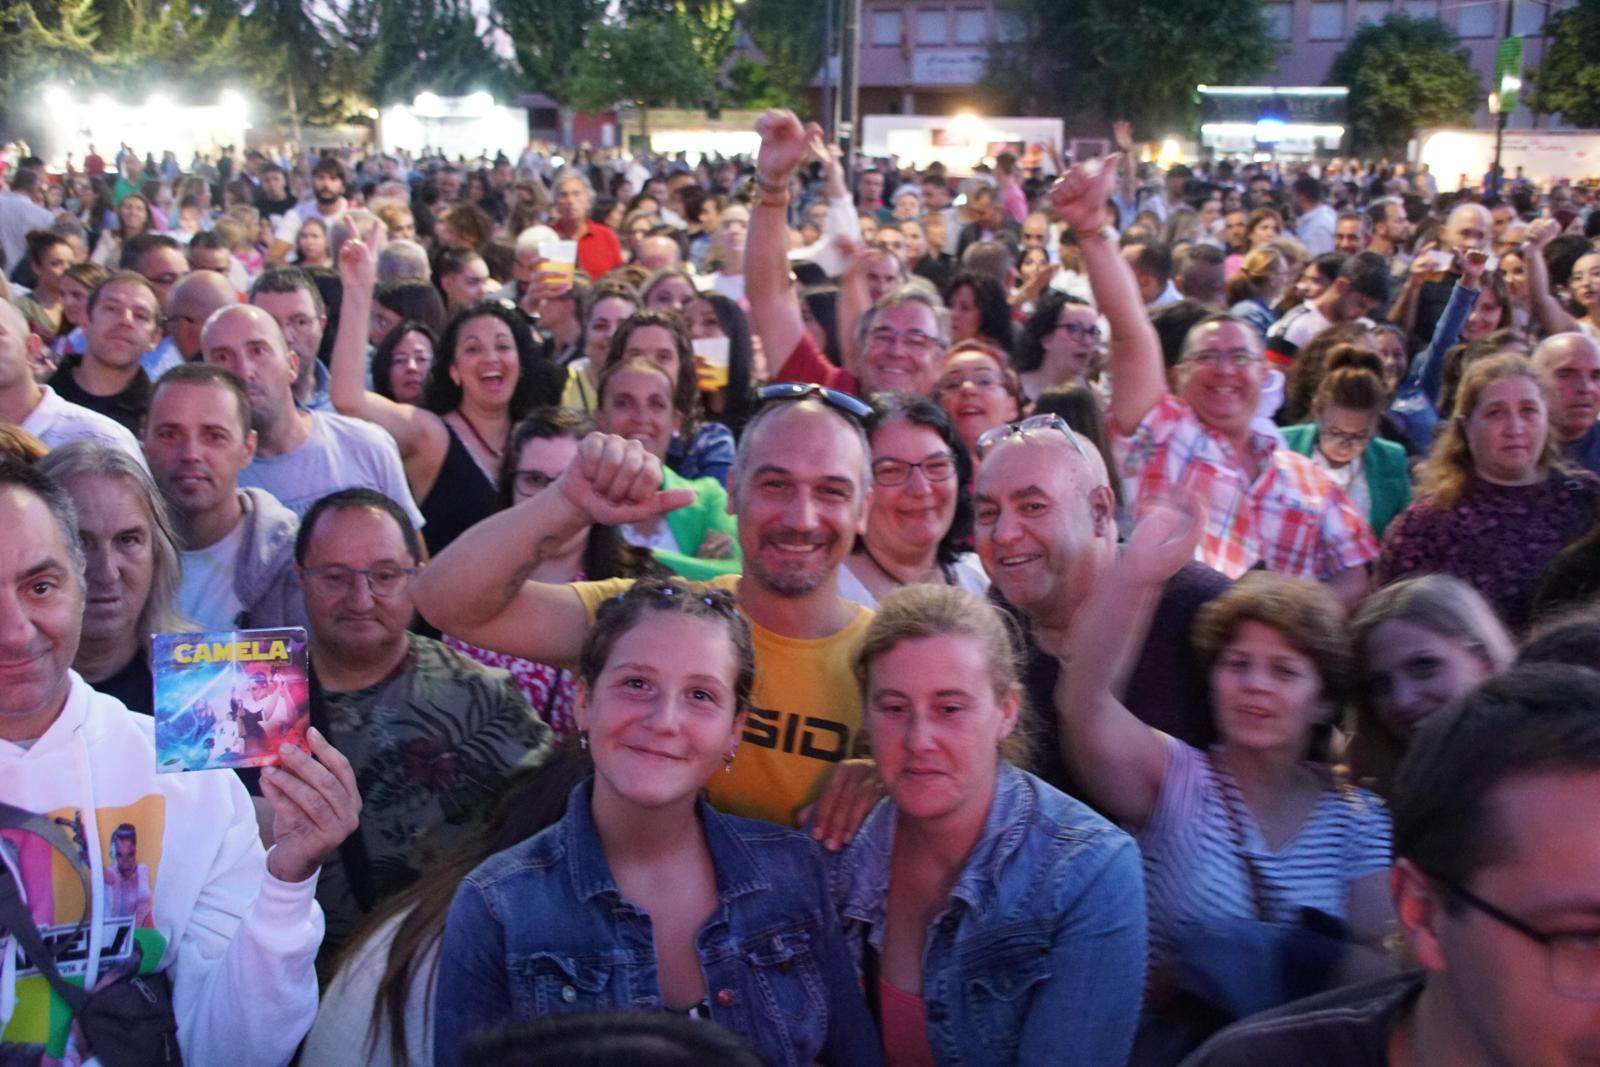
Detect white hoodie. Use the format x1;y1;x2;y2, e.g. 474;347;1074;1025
0;672;322;1065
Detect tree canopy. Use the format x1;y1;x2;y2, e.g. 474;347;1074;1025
1528;0;1600;128
1327;14;1480;156
982;0;1280;133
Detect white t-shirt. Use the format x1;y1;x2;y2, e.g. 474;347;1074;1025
836;551;990;610
19;385;147;467
1268;302;1334;351
180;524;245;630
238;411;425;527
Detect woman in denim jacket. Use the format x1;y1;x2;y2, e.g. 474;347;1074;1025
830;585;1148;1066
433;578;884;1067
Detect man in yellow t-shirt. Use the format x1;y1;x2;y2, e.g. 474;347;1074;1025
414;388;877;827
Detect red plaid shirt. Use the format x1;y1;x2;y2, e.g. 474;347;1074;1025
1117;395;1378;580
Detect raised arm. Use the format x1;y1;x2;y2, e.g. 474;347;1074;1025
410;433;696;667
1050;157;1166;435
1523;217;1585;336
1386;242;1436;336
1056;498;1202;829
748;109;821;374
330;231;444;460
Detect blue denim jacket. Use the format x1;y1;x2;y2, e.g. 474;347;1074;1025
433;780;885;1067
830;763;1148;1067
1390;281;1479;453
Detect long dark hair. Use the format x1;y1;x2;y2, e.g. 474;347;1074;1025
695;291;756;433
352;748;595;1067
801;284;842;366
1015;290;1093;373
371;320;437;402
498;407;664;582
424;301;565;416
864;392;974;566
942;271;1013;354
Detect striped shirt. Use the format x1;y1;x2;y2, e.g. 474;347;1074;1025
1137;738;1392;969
1118;394;1379;580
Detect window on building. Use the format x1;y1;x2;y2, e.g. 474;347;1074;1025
916;9;947;44
1309;1;1346;38
1357;1;1391;25
1402;0;1439;17
954;7;987;43
1512;0;1544;33
1457;0;1497;36
1265;2;1294;39
870;10;903;46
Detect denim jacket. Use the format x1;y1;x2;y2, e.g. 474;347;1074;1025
830;763;1147;1067
1390;281;1479;453
433;780;885;1067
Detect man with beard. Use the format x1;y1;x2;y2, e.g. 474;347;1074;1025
413;389;879;831
269;156;350;265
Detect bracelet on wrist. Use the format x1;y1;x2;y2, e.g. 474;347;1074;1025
756;172;791;196
757;189;792;209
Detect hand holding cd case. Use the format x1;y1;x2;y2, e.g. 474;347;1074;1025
152;628;311;773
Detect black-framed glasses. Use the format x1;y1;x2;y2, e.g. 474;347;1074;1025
975;413;1089;461
1432;873;1600;1001
1318;423;1373;449
301;564;418;599
512;469;559;496
1054;321;1102;342
755;382;872;422
872;453;958;486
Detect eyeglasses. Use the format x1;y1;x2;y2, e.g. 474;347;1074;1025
301;564;417;599
1430;873;1600;1001
975;413;1089;461
1184;348;1264;371
872;453;958;486
866;325;940;353
512;469;559;495
1318;423;1373;449
755;382;873;422
1055;321;1102;342
935;370;1005;394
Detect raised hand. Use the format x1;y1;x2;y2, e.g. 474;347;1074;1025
756;109;824;185
1123;492;1205;587
1525;216;1561;250
338;233;377;294
1049;154;1122;234
1459;247;1490;285
556;432;697;527
261;728;362;884
1112;121;1134;152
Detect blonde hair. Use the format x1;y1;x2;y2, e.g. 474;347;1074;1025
1420;353;1559;510
1225;246;1287;305
853;585;1037;769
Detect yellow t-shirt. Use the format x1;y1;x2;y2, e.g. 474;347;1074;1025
572;574;873;827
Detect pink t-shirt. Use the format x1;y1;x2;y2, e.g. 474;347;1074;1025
878;977;937;1067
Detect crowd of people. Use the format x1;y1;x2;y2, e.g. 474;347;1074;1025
2;106;1600;1067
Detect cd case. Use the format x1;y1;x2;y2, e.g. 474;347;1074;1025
152;628;311;773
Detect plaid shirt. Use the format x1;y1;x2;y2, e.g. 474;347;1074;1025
1117;395;1378;580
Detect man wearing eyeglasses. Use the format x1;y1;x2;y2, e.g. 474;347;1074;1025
144;363;307;632
1184;663;1600;1066
294;486;551;956
748;109;951;401
415;385;883;835
1050;159;1377;605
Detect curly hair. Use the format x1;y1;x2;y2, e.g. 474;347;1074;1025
423;301;564;417
603;309;703;431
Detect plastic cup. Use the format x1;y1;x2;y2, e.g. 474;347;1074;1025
539;240;577;286
693;336;730;391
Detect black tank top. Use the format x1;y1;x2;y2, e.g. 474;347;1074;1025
420;425;499;558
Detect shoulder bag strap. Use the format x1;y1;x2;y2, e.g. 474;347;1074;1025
1206;753;1271;923
0;804;95;1013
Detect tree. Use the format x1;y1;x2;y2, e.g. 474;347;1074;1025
1327;14;1480;156
1528;0;1600;128
491;0;606;103
363;0;519;106
734;0;826;112
566;16;713;139
983;0;1280;134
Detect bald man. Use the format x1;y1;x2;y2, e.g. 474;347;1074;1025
972;422;1227;796
1533;332;1600;476
200;304;423;524
634;233;682;273
143;269;239;379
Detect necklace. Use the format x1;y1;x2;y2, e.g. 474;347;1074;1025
859;541;947;589
455;408;505;459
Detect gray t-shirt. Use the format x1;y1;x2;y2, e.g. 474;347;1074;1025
238;411;424;527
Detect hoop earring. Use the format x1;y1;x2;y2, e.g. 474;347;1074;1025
723;752;735;774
